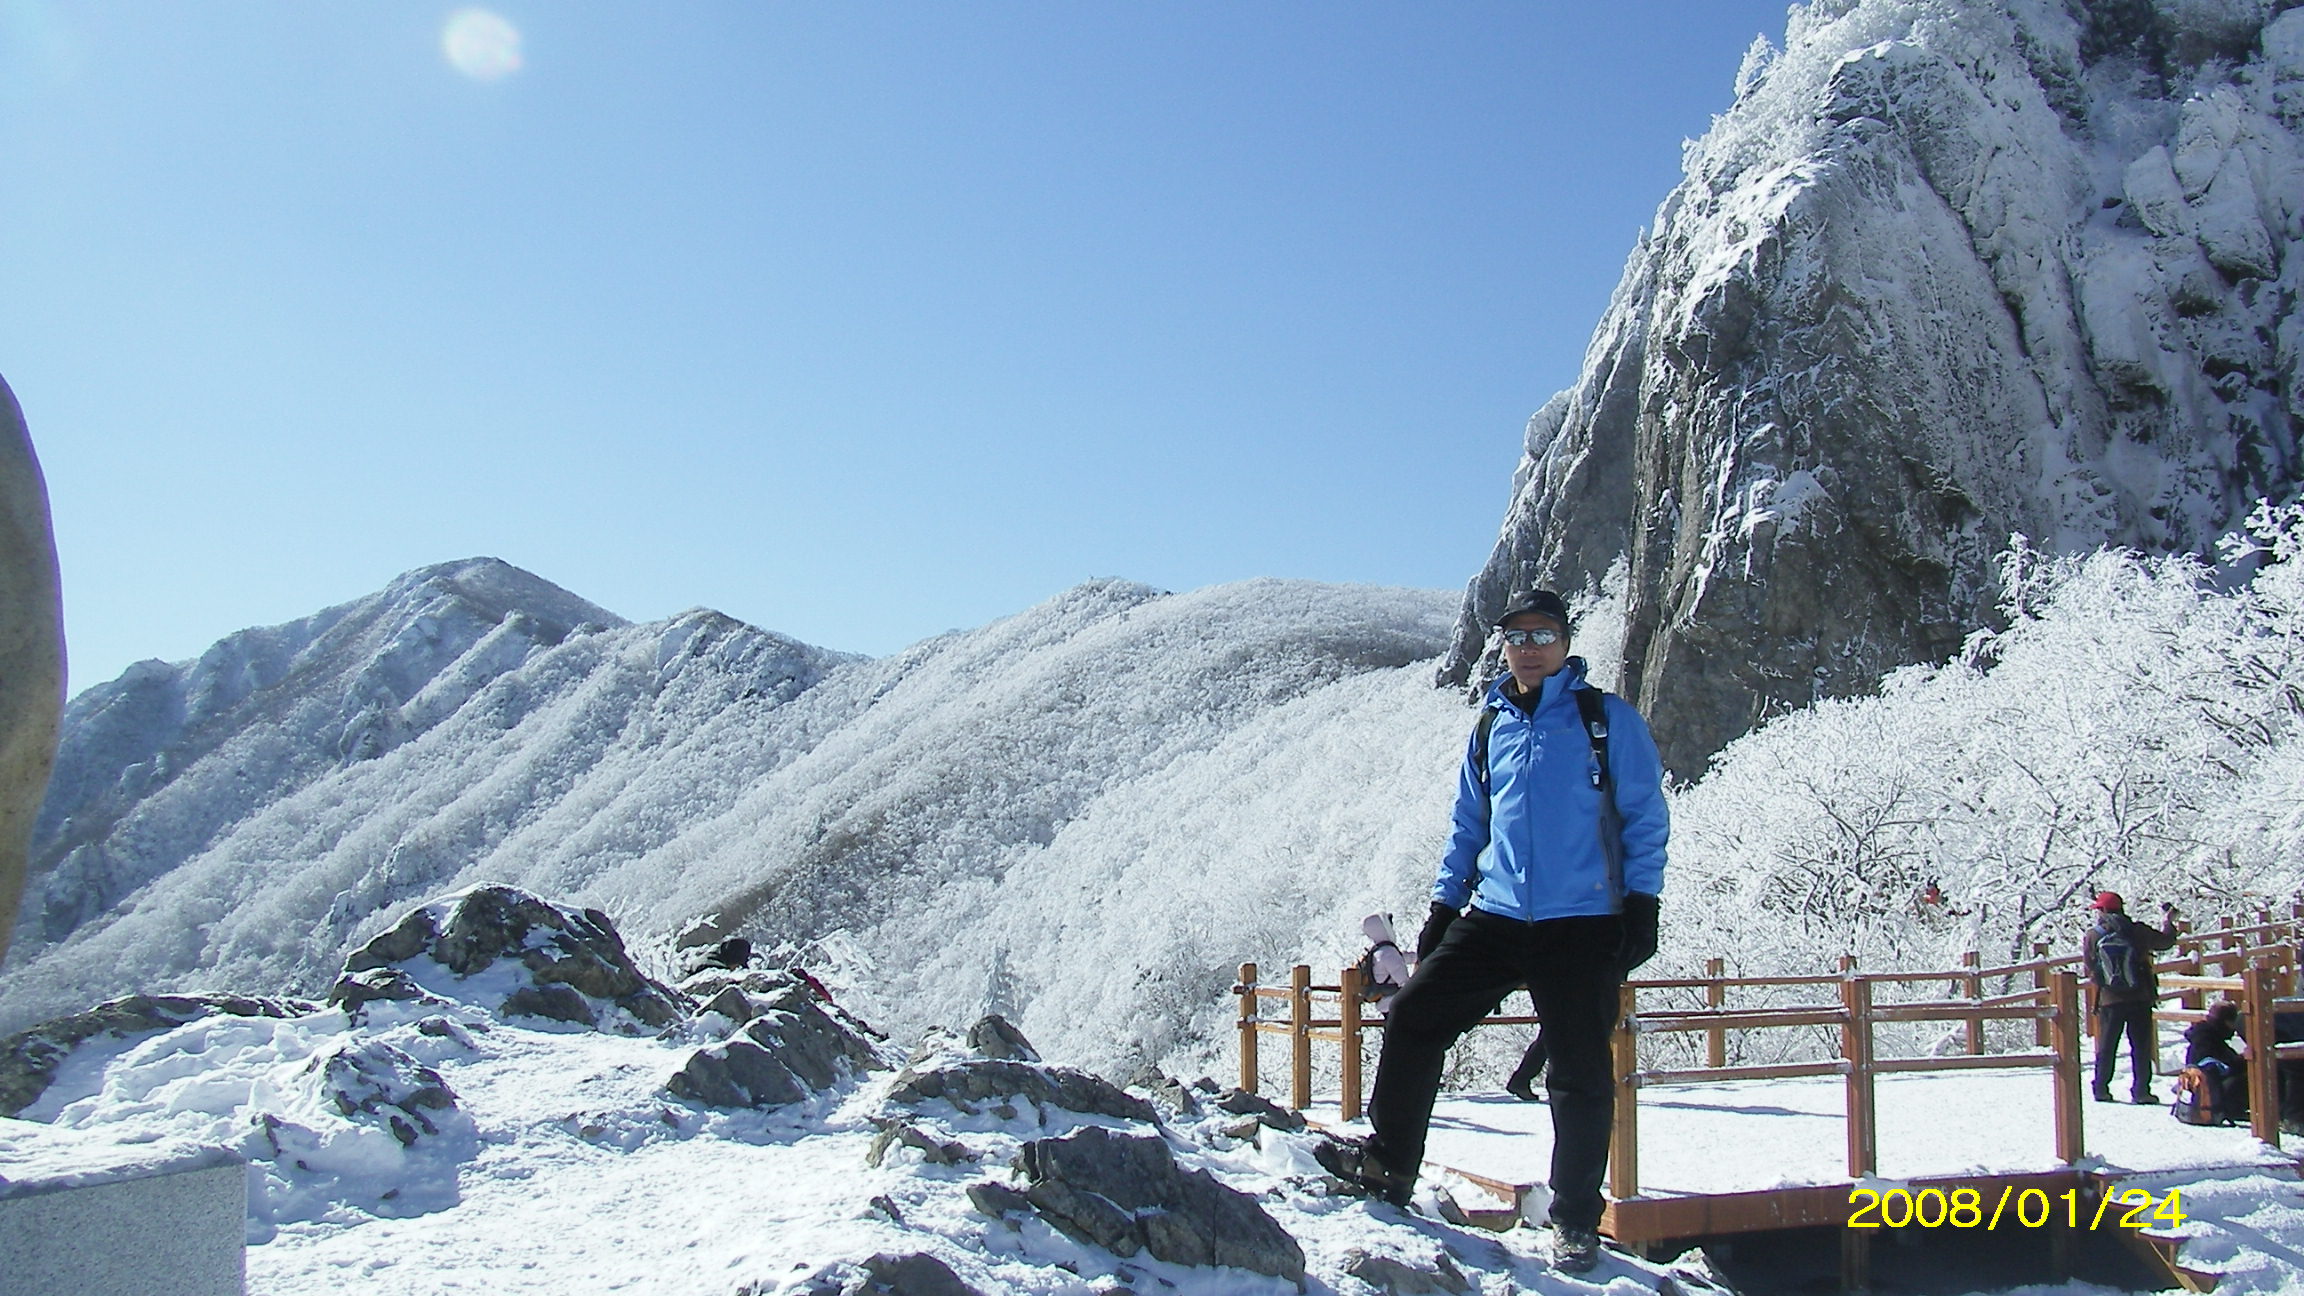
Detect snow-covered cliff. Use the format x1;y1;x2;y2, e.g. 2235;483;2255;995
1445;0;2304;776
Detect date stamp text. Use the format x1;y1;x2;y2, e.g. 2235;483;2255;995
1847;1186;2186;1230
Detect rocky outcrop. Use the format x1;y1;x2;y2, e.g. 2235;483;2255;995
1443;0;2304;775
1341;1248;1472;1296
1212;1087;1306;1134
998;1125;1306;1283
964;1014;1038;1063
666;974;886;1110
0;992;315;1117
1123;1066;1210;1119
331;885;683;1030
288;1039;463;1149
886;1060;1156;1125
768;1252;985;1296
0;374;61;967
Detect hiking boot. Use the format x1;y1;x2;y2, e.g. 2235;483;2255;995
1312;1135;1412;1207
1551;1224;1602;1274
2133;1091;2156;1105
1504;1072;1544;1103
2093;1087;2117;1103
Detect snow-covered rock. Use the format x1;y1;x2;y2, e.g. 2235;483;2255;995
0;992;315;1118
885;1059;1157;1126
1444;0;2304;775
666;982;887;1110
330;885;684;1031
1006;1124;1307;1282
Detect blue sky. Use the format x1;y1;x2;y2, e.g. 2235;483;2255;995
2;2;1791;693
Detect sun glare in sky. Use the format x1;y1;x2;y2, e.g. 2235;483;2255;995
442;8;522;82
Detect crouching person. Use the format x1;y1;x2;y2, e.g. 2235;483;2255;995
1318;591;1669;1275
2186;1000;2248;1119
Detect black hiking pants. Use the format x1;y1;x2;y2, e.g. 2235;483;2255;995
2095;999;2156;1099
1368;908;1622;1232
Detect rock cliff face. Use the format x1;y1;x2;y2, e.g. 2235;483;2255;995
1443;0;2304;777
0;374;62;965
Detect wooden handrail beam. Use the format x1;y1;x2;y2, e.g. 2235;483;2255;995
1871;1002;2053;1025
1636;1008;1848;1033
1633;1060;1849;1085
1629;973;1848;990
1871;1053;2059;1074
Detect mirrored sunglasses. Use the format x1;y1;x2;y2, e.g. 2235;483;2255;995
1498;627;1563;648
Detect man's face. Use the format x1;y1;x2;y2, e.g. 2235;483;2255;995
1499;611;1569;691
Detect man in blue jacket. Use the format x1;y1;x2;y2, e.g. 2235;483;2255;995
1322;590;1668;1274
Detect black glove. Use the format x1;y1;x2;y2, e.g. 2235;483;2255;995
1617;893;1660;974
1415;902;1459;961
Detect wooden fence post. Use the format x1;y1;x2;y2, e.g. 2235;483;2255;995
2033;942;2052;1047
1843;973;1876;1178
1963;950;1984;1055
1289;964;1312;1112
1339;964;1364;1122
1705;956;1727;1068
1238;962;1259;1095
2246;962;2280;1149
1610;981;1640;1201
2050;970;2085;1164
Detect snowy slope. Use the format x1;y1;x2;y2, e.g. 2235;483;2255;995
0;563;1465;1074
15;960;2304;1296
1446;0;2304;777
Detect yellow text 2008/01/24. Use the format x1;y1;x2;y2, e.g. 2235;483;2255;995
1846;1186;2185;1231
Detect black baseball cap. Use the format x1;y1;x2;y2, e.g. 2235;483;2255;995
1494;589;1572;629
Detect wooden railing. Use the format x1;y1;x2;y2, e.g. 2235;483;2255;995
1233;906;2304;1195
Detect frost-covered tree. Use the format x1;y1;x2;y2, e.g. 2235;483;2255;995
1669;503;2304;995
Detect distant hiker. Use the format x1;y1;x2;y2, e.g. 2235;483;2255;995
1318;590;1669;1276
2083;891;2177;1104
1913;879;1969;919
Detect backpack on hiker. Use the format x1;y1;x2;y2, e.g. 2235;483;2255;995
2092;920;2148;995
2171;1061;2234;1126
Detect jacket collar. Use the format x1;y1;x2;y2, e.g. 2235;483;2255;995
1485;656;1590;714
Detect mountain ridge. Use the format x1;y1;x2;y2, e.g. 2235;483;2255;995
0;559;1463;1066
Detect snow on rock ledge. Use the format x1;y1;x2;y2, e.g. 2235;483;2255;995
329;885;683;1031
0;993;315;1118
664;972;888;1110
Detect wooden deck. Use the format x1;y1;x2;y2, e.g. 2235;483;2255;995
1243;906;2304;1289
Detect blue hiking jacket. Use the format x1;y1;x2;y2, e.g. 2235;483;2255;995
1433;658;1669;921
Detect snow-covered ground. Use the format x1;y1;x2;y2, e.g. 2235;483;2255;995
4;993;1680;1296
15;980;2304;1296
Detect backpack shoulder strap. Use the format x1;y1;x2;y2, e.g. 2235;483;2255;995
1474;687;1617;796
1574;687;1626;905
1573;687;1612;793
1472;707;1500;786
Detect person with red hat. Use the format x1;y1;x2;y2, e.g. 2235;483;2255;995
2082;890;2178;1103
